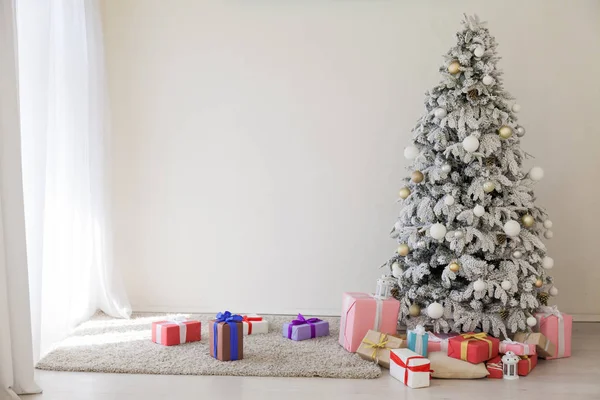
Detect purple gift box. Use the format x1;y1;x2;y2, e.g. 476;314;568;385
283;314;330;341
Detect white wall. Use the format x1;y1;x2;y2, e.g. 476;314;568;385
101;0;600;318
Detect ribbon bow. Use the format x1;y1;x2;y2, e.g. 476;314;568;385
459;332;493;361
362;333;389;362
287;314;322;339
242;315;263;335
537;305;561;318
213;311;243;360
414;325;426;335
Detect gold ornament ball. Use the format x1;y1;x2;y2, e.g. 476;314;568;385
409;304;421;317
448;61;461;75
535;278;544;288
449;262;460;273
483;181;495;193
399;187;411;199
498;125;513;139
411;171;424;183
522;214;535;228
397;243;410;256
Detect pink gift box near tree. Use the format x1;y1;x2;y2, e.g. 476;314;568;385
533;305;572;359
339;292;400;352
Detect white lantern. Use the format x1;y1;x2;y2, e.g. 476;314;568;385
502;351;520;380
374;275;395;299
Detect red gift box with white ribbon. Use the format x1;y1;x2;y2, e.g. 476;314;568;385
152;317;201;346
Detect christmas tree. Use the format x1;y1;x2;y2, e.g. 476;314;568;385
388;15;556;337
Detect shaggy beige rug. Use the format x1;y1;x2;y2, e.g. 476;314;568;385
36;313;381;379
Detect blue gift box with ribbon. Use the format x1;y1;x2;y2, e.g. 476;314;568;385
407;325;429;357
283;314;329;341
209;311;244;361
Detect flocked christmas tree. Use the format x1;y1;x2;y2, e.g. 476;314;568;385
388;15;557;337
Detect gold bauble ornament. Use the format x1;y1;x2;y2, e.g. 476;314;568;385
522;214;535;228
449;262;460;273
399;187;411;199
483;181;495;193
397;243;410;256
534;278;544;288
411;171;424;184
498;125;513;139
409;304;421;317
448;61;461;75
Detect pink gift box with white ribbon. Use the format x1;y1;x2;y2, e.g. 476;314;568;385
499;339;536;356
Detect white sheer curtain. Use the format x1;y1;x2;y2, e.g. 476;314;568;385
0;0;41;398
17;0;131;360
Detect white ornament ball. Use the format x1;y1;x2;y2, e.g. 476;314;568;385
542;256;554;269
473;205;485;217
526;316;538;327
512;104;521;113
444;195;455;206
516;126;526;137
394;221;402;230
503;220;521;237
482;75;494;86
501;280;512;291
404;145;419;160
549;286;559;296
441;164;452;173
474;46;485;57
543;220;553;229
430;223;447;240
544;230;554;239
473;279;486;292
427;302;444;319
513;250;523;259
454;231;464;239
462;135;480;153
529;166;545;181
392;262;403;278
434;108;447;119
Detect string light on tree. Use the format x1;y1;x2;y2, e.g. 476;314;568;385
503;220;521;237
427;302;444;319
448;60;461;75
462;135;479;153
473;205;485;217
399;187;411;199
483;181;495;193
529;166;545;181
411;171;424;183
404;145;419;160
397;244;410;256
434;108;447;119
429;223;447;240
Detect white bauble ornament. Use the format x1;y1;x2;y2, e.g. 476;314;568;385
542;256;554;269
427;302;444;319
473;279;486;292
444;195;455;206
483;181;495;193
512;104;521;113
543;220;553;229
454;231;464;239
404;145;419;160
501;280;512;291
516;126;526;137
462;135;479;153
441;164;452;173
503;220;521;237
549;286;559;296
482;75;494;86
430;223;447;240
474;46;485;57
394;221;402;230
392;262;403;278
544;230;554;239
529;166;545;181
473;205;485;217
434;108;447;119
526;316;538;327
416;240;426;249
512;250;523;259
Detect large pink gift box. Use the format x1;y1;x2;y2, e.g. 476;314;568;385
339;292;400;352
534;305;572;359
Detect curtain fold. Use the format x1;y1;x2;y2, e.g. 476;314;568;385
0;0;42;398
17;0;131;361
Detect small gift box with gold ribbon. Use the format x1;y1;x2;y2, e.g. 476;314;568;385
447;332;499;364
357;330;407;369
517;354;537;376
512;332;556;359
390;348;433;389
240;314;269;335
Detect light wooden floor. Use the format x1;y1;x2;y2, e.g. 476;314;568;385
23;323;600;400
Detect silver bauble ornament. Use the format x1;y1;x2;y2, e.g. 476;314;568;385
516;126;526;137
434;108;447;119
441;164;452;173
